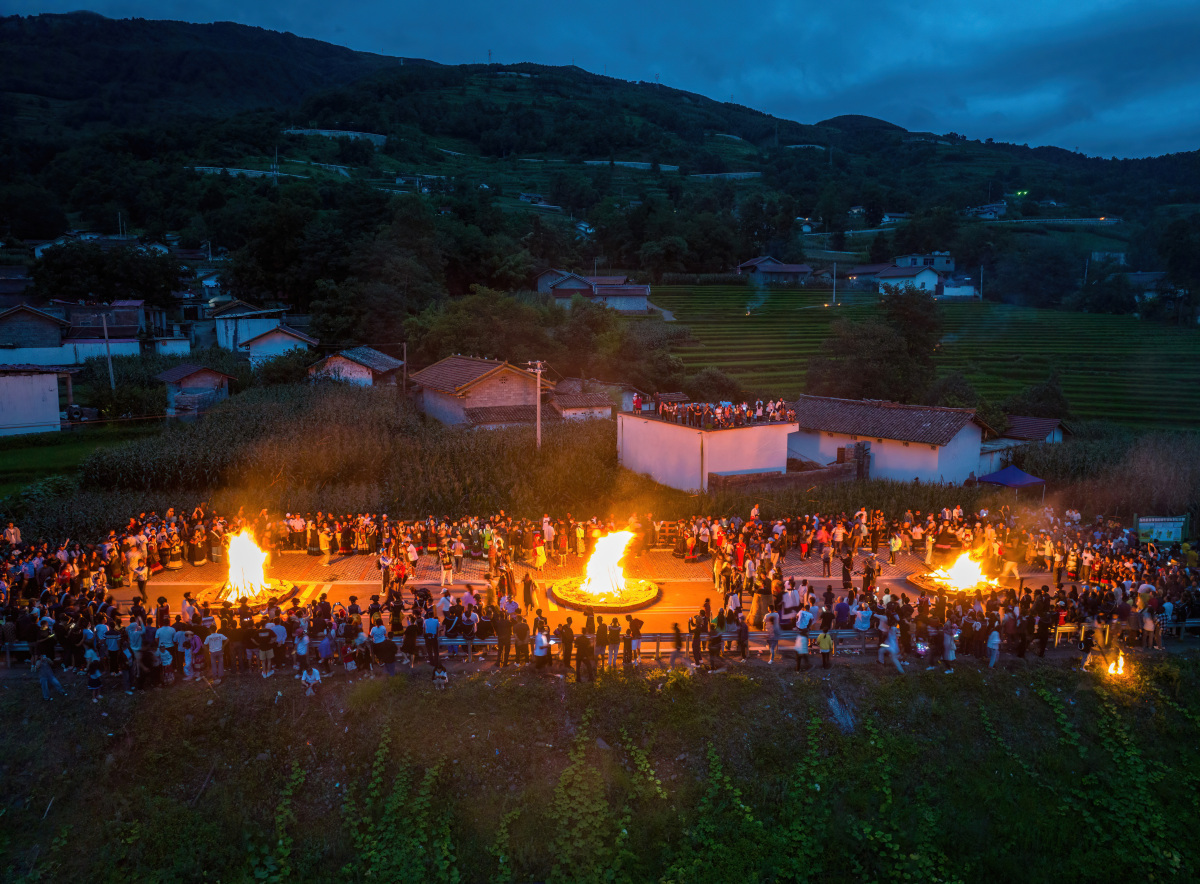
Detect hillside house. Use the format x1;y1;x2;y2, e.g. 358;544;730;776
881;212;911;224
551;391;613;420
894;252;955;273
211;301;287;351
847;264;894;287
156;364;234;417
977;416;1071;474
0;364;77;437
0;304;142;365
736;256;813;285
788;395;991;484
876;265;941;293
964;201;1007;219
409;355;552;427
240;324;318;368
309;346;403;386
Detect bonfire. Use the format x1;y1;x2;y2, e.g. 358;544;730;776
908;553;999;594
548;530;660;613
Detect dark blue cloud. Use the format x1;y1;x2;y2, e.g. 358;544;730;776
9;0;1198;157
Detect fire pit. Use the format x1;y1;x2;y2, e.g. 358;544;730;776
548;530;661;613
907;553;1000;595
199;531;298;611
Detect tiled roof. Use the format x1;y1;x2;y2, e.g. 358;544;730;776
737;256;780;269
1003;415;1068;441
410;355;534;393
847;264;894;277
155;363;235;384
654;392;690;404
335;346;403;374
0;363;80;374
0;304;68;326
877;265;939;279
547;273;592;289
792;395;982;446
585;276;627;285
111;299;145;307
240;323;318;347
553;392;613;409
464;405;561;426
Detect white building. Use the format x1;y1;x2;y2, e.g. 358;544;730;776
0;365;76;436
617;413;797;492
240;324;318;368
875;266;941;293
211;301;287;351
309;346;404;386
155;364;234;417
788;395;990;484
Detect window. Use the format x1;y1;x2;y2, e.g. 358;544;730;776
924;257;934;266
849;435;858;440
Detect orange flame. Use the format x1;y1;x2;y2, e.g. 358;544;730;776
1108;651;1125;676
579;531;634;598
225;531;269;602
928;553;998;593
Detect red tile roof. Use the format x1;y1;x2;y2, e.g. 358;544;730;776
1003;415;1068;441
409;355;540;394
240;323;318;347
792;395;984;445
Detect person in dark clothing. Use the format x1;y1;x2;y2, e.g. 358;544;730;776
840;554;855;591
575;632;595;683
707;626;722;669
1035;611;1052;658
495;613;513;667
595;620;609;670
513;617;530;665
558;617;574;669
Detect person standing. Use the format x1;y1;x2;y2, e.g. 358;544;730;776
575;631;595;683
877;616;905;674
319;524;333;567
817;629;835;670
763;604;781;664
205;627;227;683
558;617;574;670
495;612;512;667
423;610;440;666
595;619;609;671
625;614;644;666
986;619;1002;668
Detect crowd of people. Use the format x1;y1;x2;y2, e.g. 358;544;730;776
639;395;796;428
2;500;1197;701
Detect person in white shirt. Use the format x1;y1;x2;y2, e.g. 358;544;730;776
437;590;453;621
204;630;227;682
300;665;321;696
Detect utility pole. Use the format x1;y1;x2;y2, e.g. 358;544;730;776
832;262;837;306
101;314;115;390
402;342;407;395
526;360;545;449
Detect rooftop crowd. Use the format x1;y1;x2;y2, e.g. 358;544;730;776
2;499;1196;701
636;393;796;428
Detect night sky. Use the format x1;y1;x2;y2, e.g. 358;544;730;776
11;0;1200;158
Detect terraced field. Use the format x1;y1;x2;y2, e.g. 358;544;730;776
649;285;1200;429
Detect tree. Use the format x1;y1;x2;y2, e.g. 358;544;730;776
683;367;744;402
1158;216;1200;324
868;232;890;264
403;286;559;366
1002;371;1071;419
32;241;183;306
925;371;1006;433
638;236;689;283
879;283;942;391
806;319;915;401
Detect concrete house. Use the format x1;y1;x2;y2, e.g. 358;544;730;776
409;355;552;427
894;252;955;273
0;305;143;365
551;391;613;421
876;265;941;293
309;346;403;386
155;364;235;417
211;301;286;351
788;395;991;484
737;256;813;285
240;324;318;368
0;364;78;437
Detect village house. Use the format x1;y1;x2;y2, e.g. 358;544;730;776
788;395;992;484
846;264;894;287
875;265;941;293
408;355;553;427
534;269;650;312
210;300;287;351
881;212;911;224
0;364;78;436
939;275;979;298
239;324;318;368
155;364;235;418
977;415;1071;474
736;256;814;285
308;346;403;386
0;304;143;365
551;391;613;421
894;252;955;273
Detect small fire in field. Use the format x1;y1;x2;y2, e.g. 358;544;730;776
1108;651;1125;676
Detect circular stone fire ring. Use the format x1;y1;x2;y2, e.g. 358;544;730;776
547;577;662;614
906;571;995;595
197;579;299;613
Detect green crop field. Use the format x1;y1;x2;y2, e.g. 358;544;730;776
649;285;1200;429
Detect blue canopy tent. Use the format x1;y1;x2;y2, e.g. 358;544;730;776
978;464;1045;500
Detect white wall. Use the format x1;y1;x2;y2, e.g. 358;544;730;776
0;373;60;436
421;388;468;425
0;341;140;365
789;423;982;484
310;356;375;387
245;331;309;368
154;339;191;357
216;316;281;351
558;406;612;421
618;415;795;491
878;268;939;293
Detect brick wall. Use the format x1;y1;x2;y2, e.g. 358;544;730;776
460;370;538;408
0;314;62;348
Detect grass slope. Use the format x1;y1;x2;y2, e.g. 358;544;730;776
651;286;1200;429
1;656;1196;882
